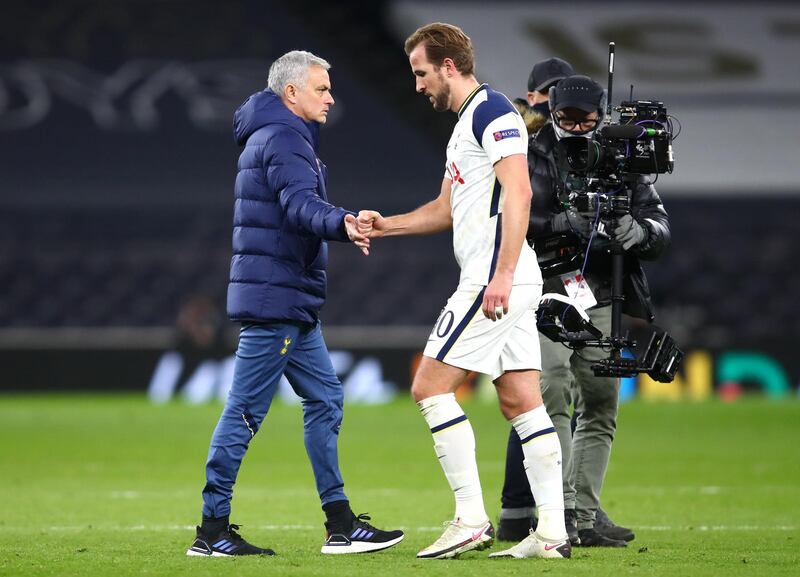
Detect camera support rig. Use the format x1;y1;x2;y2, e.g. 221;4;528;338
595;201;682;381
536;193;683;383
535;42;684;383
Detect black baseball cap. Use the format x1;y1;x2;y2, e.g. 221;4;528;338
528;57;575;92
551;75;605;113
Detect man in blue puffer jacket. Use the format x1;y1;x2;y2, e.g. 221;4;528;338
186;50;403;558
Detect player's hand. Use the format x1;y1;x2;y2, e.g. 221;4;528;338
344;214;370;255
357;210;387;238
483;271;513;321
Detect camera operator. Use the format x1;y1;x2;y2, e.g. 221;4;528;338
498;75;671;547
526;57;574;119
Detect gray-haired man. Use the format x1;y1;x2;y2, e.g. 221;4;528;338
185;50;403;557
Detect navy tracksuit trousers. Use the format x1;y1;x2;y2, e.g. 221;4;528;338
201;321;346;518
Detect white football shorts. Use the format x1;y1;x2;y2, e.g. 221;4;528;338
423;283;543;380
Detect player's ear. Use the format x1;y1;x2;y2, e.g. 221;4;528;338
442;57;456;77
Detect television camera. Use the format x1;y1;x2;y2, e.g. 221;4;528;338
535;43;683;382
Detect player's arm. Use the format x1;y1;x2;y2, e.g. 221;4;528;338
482;153;532;321
357;178;452;238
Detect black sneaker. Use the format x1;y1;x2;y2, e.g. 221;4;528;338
564;509;580;545
576;527;627;548
497;516;533;542
594;508;635;542
186;524;275;556
321;513;404;554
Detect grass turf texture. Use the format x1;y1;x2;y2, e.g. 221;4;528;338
1;395;798;577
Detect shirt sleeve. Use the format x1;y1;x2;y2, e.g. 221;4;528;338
472;99;528;165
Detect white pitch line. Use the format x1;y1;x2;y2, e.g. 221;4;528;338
105;488;406;499
611;485;798;493
638;525;798;532
6;524;795;533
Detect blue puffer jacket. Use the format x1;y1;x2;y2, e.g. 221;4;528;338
227;89;351;325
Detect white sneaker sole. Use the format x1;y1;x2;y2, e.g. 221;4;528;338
321;534;405;554
186;548;233;557
489;535;570;559
417;531;494;559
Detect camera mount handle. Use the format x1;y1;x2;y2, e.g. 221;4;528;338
609;208;626;360
606;40;629;362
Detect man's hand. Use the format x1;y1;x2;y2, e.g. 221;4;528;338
482;271;513;322
344;214;371;255
356;210;387;238
552;209;593;238
614;214;647;250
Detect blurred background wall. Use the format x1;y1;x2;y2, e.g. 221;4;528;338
0;0;797;401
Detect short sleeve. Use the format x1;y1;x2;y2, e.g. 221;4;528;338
472;97;528;165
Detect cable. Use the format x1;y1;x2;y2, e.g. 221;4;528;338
634;119;667;183
669;115;682;140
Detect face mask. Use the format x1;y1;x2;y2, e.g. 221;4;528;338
552;121;596;142
532;101;550;116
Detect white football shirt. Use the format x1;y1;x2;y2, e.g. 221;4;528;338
445;84;541;286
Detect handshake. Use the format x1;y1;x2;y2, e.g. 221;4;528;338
343;210;385;256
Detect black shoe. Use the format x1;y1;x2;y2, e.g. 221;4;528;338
577;527;627;548
496;516;533;542
594;508;635;542
186;523;275;556
564;509;580;545
321;513;404;554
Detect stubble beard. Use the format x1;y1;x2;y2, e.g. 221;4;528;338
432;83;450;112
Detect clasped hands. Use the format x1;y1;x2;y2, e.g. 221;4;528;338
343;210;385;256
347;210;508;322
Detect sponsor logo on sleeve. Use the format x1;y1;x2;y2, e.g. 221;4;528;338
493;128;521;141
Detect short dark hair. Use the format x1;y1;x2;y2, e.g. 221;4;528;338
404;22;475;76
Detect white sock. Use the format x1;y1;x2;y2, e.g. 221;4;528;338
418;393;487;525
511;406;567;541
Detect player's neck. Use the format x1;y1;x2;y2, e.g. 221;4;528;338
450;77;481;114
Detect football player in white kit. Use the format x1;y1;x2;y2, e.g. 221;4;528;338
356;23;571;560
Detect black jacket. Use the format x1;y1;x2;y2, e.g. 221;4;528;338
527;123;671;321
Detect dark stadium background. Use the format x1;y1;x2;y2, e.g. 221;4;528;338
1;0;796;401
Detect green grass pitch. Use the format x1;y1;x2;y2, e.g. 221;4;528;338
1;394;798;576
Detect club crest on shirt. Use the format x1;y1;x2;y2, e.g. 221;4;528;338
280;337;292;355
493;128;520;141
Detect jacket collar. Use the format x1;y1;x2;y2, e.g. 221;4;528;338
530;122;557;156
233;89;320;151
